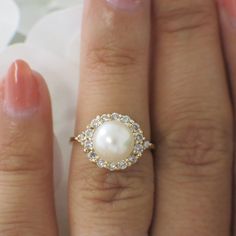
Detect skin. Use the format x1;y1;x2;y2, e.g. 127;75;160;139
218;1;236;235
0;0;235;235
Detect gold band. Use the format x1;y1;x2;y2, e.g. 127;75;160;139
70;136;79;143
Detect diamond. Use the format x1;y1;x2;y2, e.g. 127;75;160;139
84;140;93;150
121;115;130;123
111;113;120;120
128;155;138;164
85;129;94;138
101;114;110;122
135;134;143;143
88;152;97;161
109;162;117;171
132;123;140;132
97;160;106;168
144;141;152;149
77;133;85;143
118;161;128;170
91;118;100;128
134;144;144;154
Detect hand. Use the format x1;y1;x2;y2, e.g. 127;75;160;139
0;0;233;235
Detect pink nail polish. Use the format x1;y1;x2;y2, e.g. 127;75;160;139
218;0;236;18
3;60;40;116
106;0;142;10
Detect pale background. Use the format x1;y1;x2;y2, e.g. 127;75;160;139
0;1;84;235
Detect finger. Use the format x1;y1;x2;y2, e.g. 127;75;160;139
0;60;58;235
152;0;233;235
69;1;153;235
216;1;236;234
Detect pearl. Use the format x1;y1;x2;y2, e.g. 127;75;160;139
93;120;134;162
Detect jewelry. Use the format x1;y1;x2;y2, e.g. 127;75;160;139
70;113;154;171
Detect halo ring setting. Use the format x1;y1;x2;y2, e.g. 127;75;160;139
71;113;154;171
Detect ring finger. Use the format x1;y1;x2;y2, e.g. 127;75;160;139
69;1;153;235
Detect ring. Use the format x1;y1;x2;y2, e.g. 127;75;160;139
70;113;154;171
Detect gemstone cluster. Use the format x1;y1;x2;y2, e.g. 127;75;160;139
76;113;152;171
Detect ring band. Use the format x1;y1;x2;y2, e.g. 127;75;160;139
70;113;155;171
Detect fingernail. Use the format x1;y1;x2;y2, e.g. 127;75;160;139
218;0;236;18
106;0;142;10
3;60;40;116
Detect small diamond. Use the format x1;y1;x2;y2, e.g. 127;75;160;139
97;160;106;168
134;144;144;154
112;113;120;120
135;134;143;143
132;123;140;132
88;152;97;161
109;162;117;171
121;115;130;123
85;129;94;138
77;133;85;143
144;141;152;149
128;156;138;164
101;114;110;122
91;118;100;128
84;140;93;150
118;161;128;170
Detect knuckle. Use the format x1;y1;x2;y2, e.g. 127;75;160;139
73;163;153;208
156;2;216;34
160;117;233;178
86;42;141;74
0;132;46;174
0;228;44;236
0;223;38;236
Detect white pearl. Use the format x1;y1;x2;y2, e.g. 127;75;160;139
93;120;134;162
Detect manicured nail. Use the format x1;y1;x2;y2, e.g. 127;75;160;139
106;0;142;10
3;60;40;116
218;0;236;18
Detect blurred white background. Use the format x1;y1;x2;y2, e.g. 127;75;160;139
0;1;84;235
